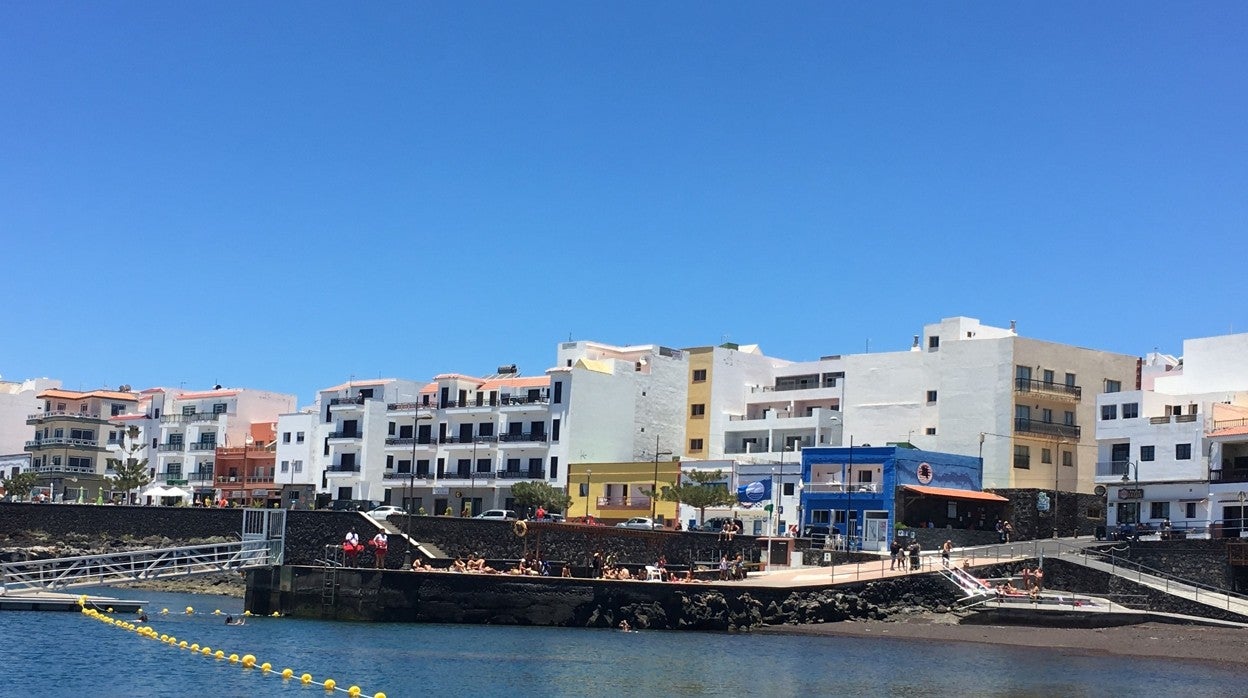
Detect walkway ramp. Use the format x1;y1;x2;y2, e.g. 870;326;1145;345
0;509;285;594
361;512;447;560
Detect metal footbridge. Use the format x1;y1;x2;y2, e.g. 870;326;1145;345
0;509;285;594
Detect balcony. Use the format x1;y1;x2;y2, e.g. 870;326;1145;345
384;437;439;447
187;471;215;483
1014;378;1082;400
500;395;550;407
384;471;432;480
804;482;880;494
157;443;184;452
160;412;221;424
495;469;545;479
25;437;101;450
33;463;97;475
1212;468;1248;485
327;431;362;440
441;436;498;445
386;402;435;412
330;396;366;407
186;442;217;452
596;495;652;509
497;432;548;443
327;464;361;473
1095;460;1132;478
27;410;105;424
1212;418;1248;432
1014;418;1080;440
1149;414;1200;425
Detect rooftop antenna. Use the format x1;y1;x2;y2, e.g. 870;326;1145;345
865;339;870;353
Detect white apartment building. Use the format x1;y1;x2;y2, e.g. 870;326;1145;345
274;410;319;507
686;317;1139;494
548;340;690;467
1096;333;1248;536
310;378;423;505
0;377;62;454
154;387;296;501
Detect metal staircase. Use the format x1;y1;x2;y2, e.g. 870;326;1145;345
936;563;994;599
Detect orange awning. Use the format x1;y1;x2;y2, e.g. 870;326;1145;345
901;484;1008;503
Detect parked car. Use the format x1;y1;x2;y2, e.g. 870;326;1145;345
530;512;565;523
331;499;381;512
367;505;405;521
474;509;518;521
567;515;603;526
616;517;663;530
802;524;831;538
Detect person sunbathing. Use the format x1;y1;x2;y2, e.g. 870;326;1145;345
452;558;468;573
616;567;632;580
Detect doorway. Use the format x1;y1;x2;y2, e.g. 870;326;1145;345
863;511;889;552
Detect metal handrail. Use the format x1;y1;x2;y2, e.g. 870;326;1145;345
1048;541;1248;612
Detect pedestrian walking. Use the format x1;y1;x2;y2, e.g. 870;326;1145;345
941;539;952;568
890;538;902;570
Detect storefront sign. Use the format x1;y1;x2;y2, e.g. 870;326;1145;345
1118;488;1144;500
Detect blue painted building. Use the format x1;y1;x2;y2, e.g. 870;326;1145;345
800;446;1002;551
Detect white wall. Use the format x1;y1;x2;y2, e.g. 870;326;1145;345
1155;333;1248;394
0;378;61;455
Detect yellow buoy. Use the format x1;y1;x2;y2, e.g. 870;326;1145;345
201;647;212;656
348;686;361;696
106;607;114;613
270;611;281;617
185;606;194;615
214;650;225;660
160;609;169;615
375;693;387;698
300;673;313;685
213;609;222;615
260;662;272;673
191;644;200;652
324;679;336;691
241;654;255;668
228;653;239;664
179;641;188;649
159;635;168;642
281;668;293;679
243;610;253;617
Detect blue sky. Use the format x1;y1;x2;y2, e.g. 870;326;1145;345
3;3;1246;404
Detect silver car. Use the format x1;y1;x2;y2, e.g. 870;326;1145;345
615;517;662;530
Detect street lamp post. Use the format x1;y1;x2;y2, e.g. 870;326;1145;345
1120;460;1141;533
650;435;672;523
469;437;481;518
404;412;432;567
585;469;592;519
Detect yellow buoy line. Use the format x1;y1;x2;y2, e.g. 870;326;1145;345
77;596;385;698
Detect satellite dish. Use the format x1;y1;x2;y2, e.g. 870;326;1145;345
1094;485;1107;497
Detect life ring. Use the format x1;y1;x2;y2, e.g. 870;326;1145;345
513;520;528;538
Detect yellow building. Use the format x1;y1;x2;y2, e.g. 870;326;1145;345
568;460;680;526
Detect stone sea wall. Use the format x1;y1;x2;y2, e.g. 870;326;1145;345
246;565;967;631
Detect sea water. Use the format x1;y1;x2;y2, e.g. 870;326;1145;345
4;588;1242;697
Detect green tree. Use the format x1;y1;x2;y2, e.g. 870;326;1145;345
655;469;736;526
510;480;573;514
2;471;39;501
107;425;151;504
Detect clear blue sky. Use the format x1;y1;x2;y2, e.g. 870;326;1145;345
3;3;1246;405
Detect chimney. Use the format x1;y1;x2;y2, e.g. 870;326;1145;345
1009;320;1017;333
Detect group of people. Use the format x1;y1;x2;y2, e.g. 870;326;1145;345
717;553;747;581
449;553;550;576
889;538;924;571
995;519;1015;543
341;528;388;568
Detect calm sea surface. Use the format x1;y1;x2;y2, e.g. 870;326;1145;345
3;587;1242;698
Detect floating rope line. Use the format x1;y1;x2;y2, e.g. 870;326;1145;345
77;596;384;698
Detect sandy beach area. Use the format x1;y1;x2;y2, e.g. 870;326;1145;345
757;614;1248;666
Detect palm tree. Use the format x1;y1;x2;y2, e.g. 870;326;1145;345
107;425;151;504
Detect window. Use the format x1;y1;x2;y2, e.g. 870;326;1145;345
692;369;707;382
1105;379;1122;393
551;418;560;442
283;432;291;444
1042;369;1055;385
550;457;558;479
1062;451;1073;467
783;483;795;496
553;382;563;404
1150;502;1170;520
1014;445;1030;469
296;432;305;443
1041;408;1053;423
925;427;936;435
212;403;227;414
386;455;394;469
1064;411;1075;426
387;422;395;436
280;460;290;473
1185;502;1197;519
1065;373;1077;387
689;438;704;452
1176;443;1192;460
293;460;303;473
111;403;126;416
1101;405;1117;420
928;336;940;349
691;404;706;417
1122;403;1139;419
579;482;589;497
182;405;196;416
1140;445;1155;461
1041;448;1052;464
926;390;937;403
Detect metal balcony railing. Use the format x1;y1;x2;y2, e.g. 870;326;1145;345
596;496;652;509
384;437;439;446
1095;460;1132;477
495;469;544;479
1014;418;1080;439
500;395;550;406
25;437;101;449
441;436;498;445
327;464;361;473
1211;468;1248;484
161;412;220;424
330;396;366;406
1013;378;1082;399
497;432;547;443
327;431;362;439
186;442;217;452
27;411;105;422
157;443;184;452
386;401;434;411
1213;417;1248;432
33;463;96;474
